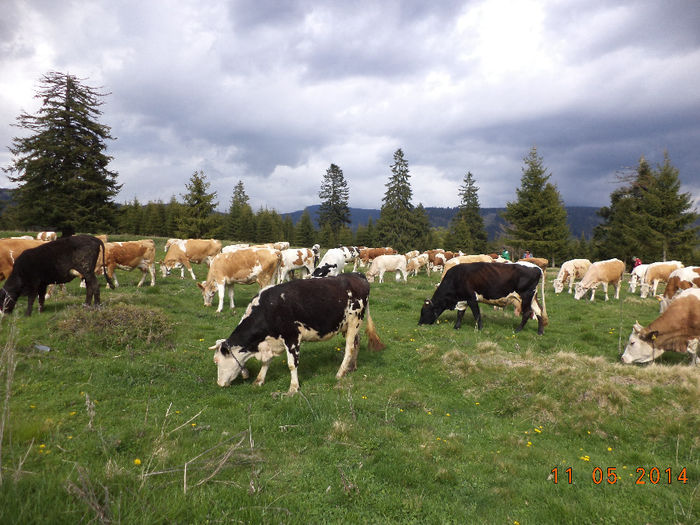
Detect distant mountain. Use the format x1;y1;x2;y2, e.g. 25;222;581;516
283;204;604;240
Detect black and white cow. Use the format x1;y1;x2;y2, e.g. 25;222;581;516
0;235;114;316
418;261;548;334
209;272;385;394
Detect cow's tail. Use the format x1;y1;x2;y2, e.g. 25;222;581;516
99;240;115;289
364;304;385;351
538;268;548;326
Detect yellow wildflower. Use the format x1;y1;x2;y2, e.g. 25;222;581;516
134;458;141;465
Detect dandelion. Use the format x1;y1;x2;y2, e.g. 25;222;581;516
524;431;529;434
39;444;46;449
30;405;36;409
445;413;451;417
526;441;532;447
410;338;415;342
587;431;591;434
399;408;404;412
607;447;612;452
134;458;141;465
579;455;590;462
175;410;180;414
361;395;367;400
191;423;197;427
437;437;441;441
69;411;77;416
427;411;432;415
198;338;204;342
534;428;542;433
68;436;73;440
475;402;480;406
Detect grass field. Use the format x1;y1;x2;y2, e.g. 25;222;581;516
0;237;698;524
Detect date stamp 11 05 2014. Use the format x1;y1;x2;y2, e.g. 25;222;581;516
550;466;688;485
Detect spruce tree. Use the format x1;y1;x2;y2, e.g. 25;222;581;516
376;149;427;252
176;170;218;238
227;180;253;241
318;164;351;240
502;147;570;265
294;209;316;247
4;72;121;231
447;172;487;253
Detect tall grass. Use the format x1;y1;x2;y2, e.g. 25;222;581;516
0;243;697;523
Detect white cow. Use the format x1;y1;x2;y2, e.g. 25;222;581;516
366;254;408;283
628;264;649;294
553;259;591;294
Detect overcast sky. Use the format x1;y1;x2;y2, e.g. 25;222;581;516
1;0;699;214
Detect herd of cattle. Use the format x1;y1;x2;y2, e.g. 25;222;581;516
0;232;697;394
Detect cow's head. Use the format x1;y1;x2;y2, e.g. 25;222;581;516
197;281;217;306
160;261;170;277
210;339;250;387
418;298;438;325
621;322;664;364
639;283;651;299
573;282;588;300
552;278;564;294
0;288;17;314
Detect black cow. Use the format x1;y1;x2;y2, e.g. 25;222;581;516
0;235;114;316
209;272;385;394
418;262;548;335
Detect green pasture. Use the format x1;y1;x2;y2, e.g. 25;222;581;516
0;238;698;524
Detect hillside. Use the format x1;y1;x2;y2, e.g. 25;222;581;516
285;204;604;240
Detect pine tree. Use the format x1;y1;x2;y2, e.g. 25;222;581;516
226;180;252;240
4;72;121;231
376;149;427;252
318;164;351;239
176;170;218;238
501;147;570;265
448;172;488;253
295;209;316;246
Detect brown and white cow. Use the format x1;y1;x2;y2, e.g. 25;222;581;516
354;247;396;270
657;266;700;313
628;263;649;294
0;238;46;281
365;254;408;283
639;261;684;298
407;253;429;276
98;240;156;287
574;258;625;301
36;231;57;242
621;288;700;365
197;247;281;312
278;247;316;282
161;239;222;280
440;254;493;281
553;258;591;294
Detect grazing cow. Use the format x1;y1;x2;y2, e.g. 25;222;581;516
197;248;281;313
658;266;700;313
366;254;408;283
621;288;700;365
313;248;347;277
209;273;385;394
418;262;548;335
553;259;592;294
441;254;493;281
574;259;625;301
161;239;222;280
36;231;57;242
407;253;429;276
0;235;114;316
98;240;156;287
278;247;316;282
640;261;684;299
628;263;649;294
0;238;46;281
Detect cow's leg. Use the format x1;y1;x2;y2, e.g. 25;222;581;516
454;303;467;329
378;270;384;283
84;274;101;306
338;319;361;378
589;286;596;301
568;276;574;294
466;299;482;330
25;288;38;316
652;279;660;296
186;261;196;280
228;284;235;310
516;291;535;332
401;269;407;283
216;283;226;313
136;268;147;287
602;282;609;301
37;283;48;313
109;268;119;288
614;280;621;299
285;342;301;395
253;342;275;386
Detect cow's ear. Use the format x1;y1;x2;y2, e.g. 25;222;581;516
197;281;205;290
644;330;659;342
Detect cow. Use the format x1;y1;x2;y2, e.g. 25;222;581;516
553;258;592;294
517;257;548;272
440;254;493;281
574;259;625;301
36;231;57;242
97;240;156;287
354;247;397;270
639;261;684;299
0;235;114;316
278;247;316;282
365;254;408;283
0;238;46;281
621;288;700;365
208;273;385;394
628;263;649;294
161;239;222;280
312;248;347;277
407;253;429;276
418;261;548;335
197;247;281;313
657;266;700;313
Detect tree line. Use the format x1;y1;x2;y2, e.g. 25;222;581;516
3;72;698;267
